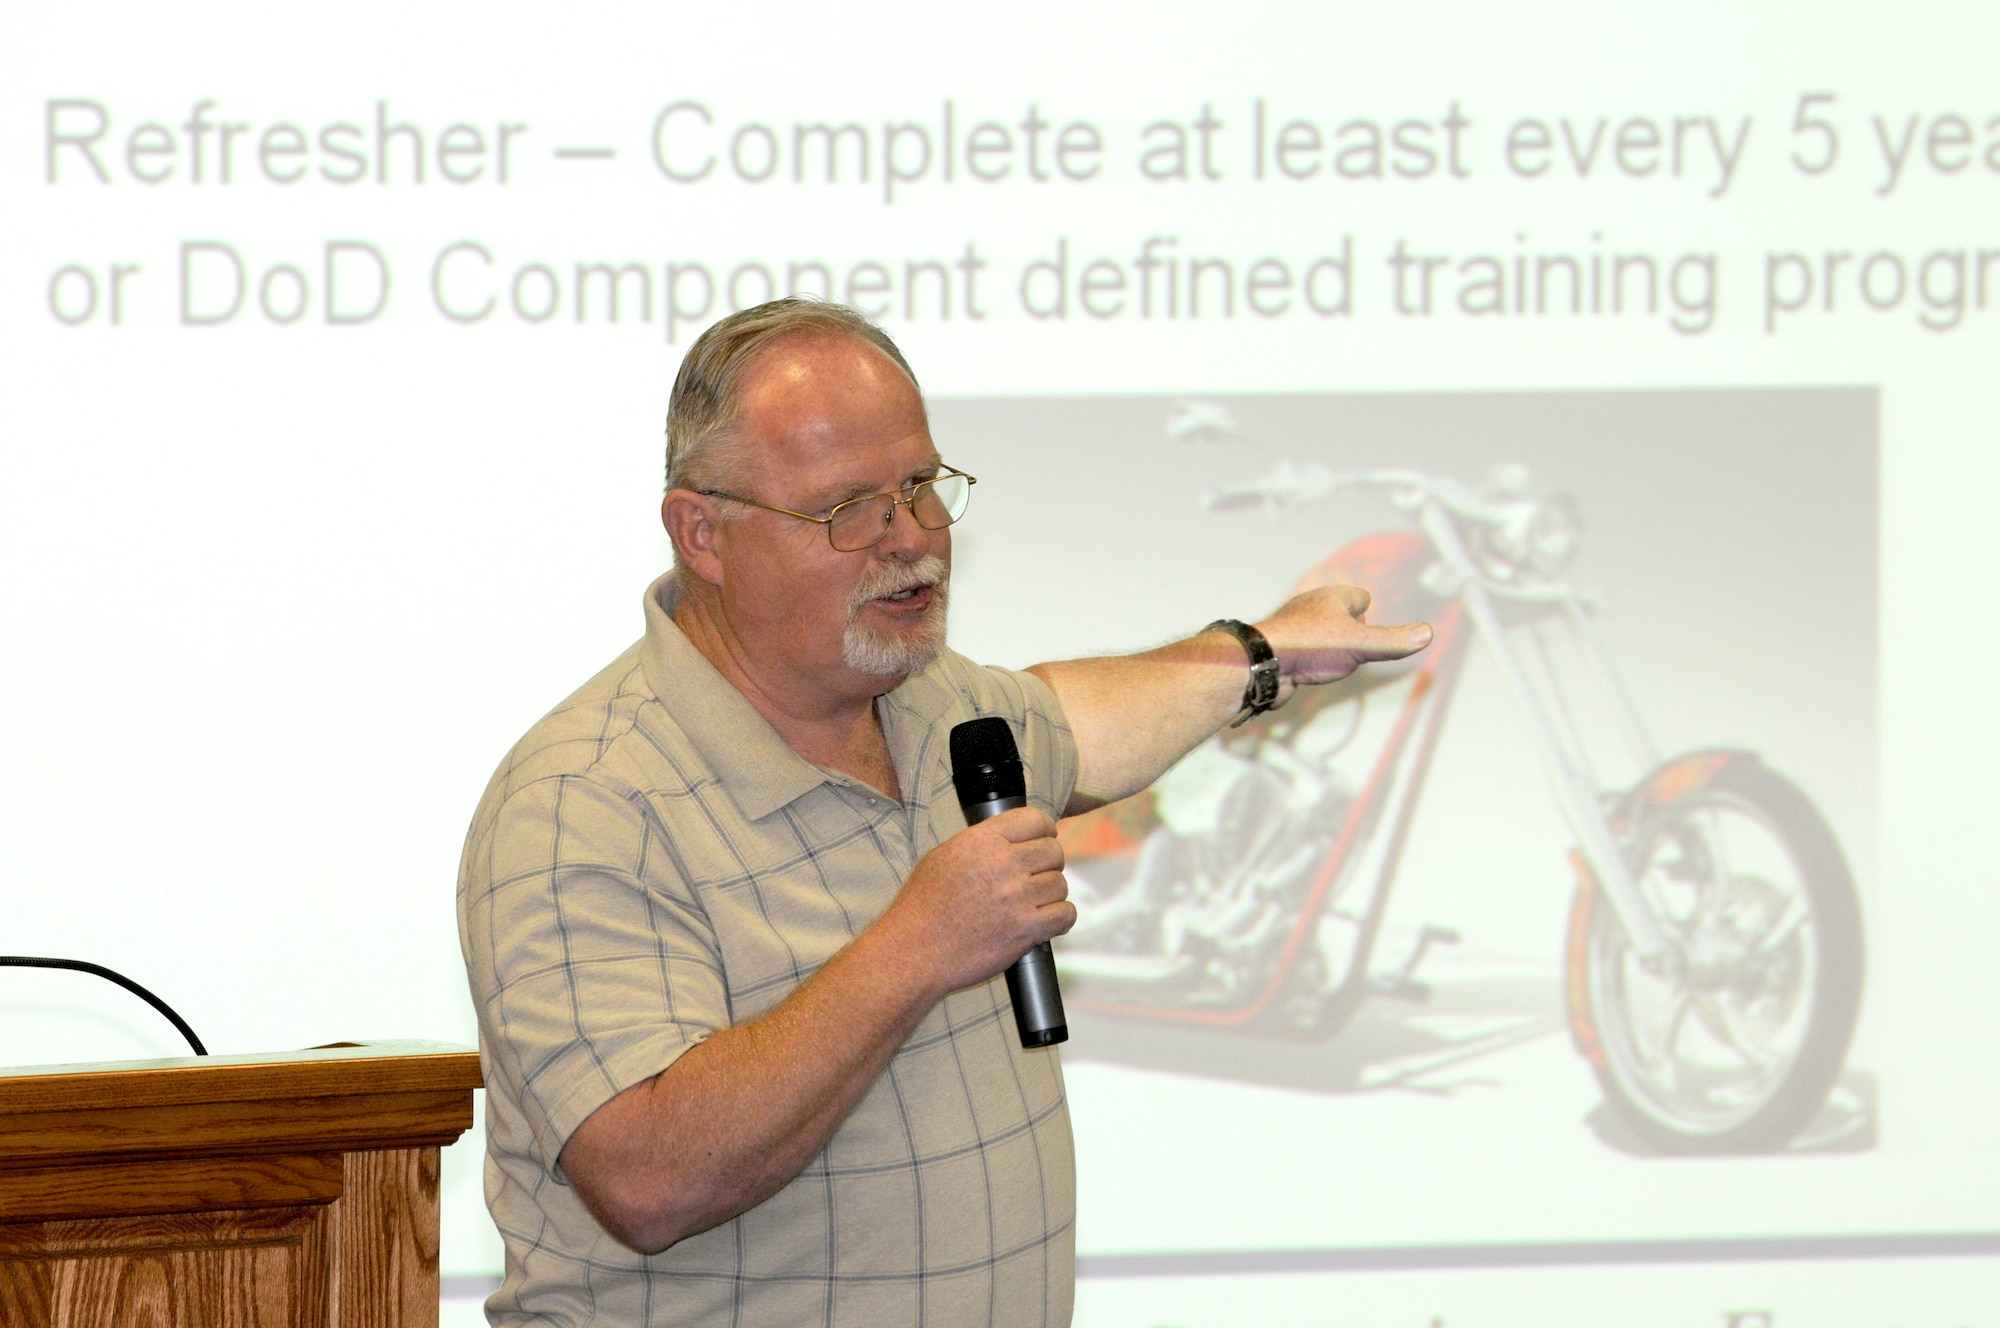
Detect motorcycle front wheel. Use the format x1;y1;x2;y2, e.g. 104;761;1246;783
1568;758;1863;1153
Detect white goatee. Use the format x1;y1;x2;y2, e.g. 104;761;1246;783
842;554;950;676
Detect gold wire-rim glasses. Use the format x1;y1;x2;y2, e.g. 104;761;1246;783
697;466;977;552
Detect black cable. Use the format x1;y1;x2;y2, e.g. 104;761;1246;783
0;956;208;1056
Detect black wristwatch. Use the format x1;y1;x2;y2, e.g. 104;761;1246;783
1204;619;1282;728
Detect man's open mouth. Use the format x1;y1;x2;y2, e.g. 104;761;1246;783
848;554;951;621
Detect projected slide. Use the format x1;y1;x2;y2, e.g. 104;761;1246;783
2;4;1994;1326
983;390;1875;1152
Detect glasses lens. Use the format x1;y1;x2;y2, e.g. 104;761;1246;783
824;474;972;551
912;473;971;529
827;494;895;551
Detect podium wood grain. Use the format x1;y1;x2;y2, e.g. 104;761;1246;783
0;1042;480;1328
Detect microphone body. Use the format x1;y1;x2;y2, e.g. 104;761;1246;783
949;717;1069;1048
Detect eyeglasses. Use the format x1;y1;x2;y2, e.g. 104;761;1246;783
698;467;977;553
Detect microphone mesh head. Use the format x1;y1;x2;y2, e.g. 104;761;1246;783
949;716;1026;806
949;716;1019;769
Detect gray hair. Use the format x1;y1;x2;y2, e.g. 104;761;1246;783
663;297;923;494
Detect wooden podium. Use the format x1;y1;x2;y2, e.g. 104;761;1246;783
0;1040;483;1328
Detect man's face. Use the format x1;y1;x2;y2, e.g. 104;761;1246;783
707;333;951;706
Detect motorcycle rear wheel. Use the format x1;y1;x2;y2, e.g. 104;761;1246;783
1569;759;1863;1153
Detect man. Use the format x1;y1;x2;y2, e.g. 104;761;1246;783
458;298;1431;1326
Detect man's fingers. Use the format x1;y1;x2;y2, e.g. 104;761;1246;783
1282;621;1433;679
1329;619;1430;664
995;815;1064;875
982;806;1058;843
1026;867;1070;907
1016;836;1066;877
1035;900;1079;941
1358;620;1433;660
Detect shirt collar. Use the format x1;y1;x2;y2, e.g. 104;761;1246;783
638;573;831;822
636;572;952;822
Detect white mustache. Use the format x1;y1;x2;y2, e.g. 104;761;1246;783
847;554;949;619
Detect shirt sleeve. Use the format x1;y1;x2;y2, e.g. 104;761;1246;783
1004;664;1081;820
915;650;1079;821
459;770;728;1175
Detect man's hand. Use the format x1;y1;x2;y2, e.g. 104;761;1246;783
1030;581;1432;811
878;806;1074;1000
560;806;1072;1254
1256;584;1434;701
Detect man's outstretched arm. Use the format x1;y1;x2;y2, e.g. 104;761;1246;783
1026;584;1432;812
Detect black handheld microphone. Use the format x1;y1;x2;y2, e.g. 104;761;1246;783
949;716;1069;1048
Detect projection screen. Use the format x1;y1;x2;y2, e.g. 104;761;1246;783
3;3;1996;1323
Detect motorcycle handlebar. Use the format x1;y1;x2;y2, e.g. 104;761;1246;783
1206;464;1509;527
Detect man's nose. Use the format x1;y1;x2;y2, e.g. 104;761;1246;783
874;495;932;559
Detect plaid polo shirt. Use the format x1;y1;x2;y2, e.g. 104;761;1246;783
458;573;1080;1327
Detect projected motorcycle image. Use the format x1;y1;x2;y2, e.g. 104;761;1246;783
939;389;1875;1159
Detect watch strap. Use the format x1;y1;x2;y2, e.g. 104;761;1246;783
1203;618;1281;727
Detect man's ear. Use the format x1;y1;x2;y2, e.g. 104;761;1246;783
662;490;725;587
